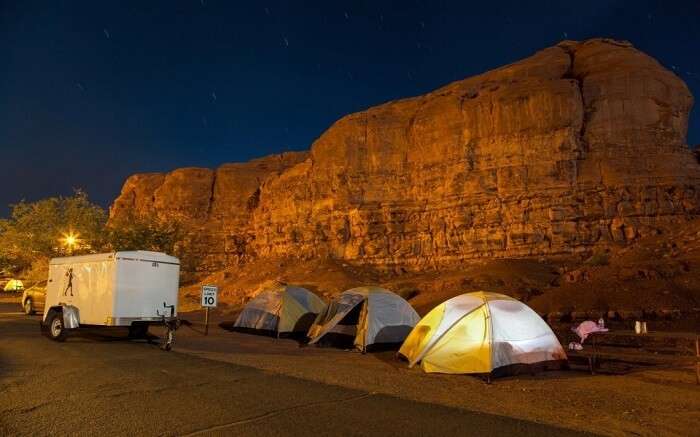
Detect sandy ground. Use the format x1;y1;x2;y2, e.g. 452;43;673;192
1;294;698;435
174;310;700;437
0;306;585;436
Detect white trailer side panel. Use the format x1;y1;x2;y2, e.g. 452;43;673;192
44;258;117;325
113;257;179;320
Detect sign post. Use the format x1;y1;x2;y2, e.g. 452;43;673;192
201;285;218;336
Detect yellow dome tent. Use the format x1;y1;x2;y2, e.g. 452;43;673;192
3;279;24;292
398;292;567;376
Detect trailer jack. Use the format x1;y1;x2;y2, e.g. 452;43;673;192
157;302;180;351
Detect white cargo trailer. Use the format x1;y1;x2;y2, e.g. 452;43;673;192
42;251;180;350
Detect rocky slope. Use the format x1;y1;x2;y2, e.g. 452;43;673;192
179;216;700;323
111;38;700;275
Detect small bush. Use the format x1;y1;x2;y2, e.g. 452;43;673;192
395;286;419;301
585;252;610;266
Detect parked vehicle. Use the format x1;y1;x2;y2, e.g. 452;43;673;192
21;281;47;315
41;251;181;350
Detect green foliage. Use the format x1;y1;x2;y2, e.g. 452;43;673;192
106;213;195;279
106;213;183;255
0;191;107;271
0;191;194;275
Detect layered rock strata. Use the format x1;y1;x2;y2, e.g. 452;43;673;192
110;39;700;273
110;152;308;270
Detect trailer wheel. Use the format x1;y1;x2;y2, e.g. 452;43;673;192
47;311;67;342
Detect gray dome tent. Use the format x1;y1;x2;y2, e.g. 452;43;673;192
233;285;326;337
307;286;420;352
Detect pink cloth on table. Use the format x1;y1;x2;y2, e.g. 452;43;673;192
573;320;608;343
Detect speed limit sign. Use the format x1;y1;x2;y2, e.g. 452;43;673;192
201;285;218;308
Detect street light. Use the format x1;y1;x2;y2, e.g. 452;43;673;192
60;231;80;255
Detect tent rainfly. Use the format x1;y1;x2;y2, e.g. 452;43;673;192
307;286;420;352
233;285;326;337
398;291;567;377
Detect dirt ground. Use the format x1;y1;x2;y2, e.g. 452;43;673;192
5;307;582;437
175;220;700;436
2;288;697;435
175;311;700;437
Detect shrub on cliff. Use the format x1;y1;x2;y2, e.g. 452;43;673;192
106;212;183;255
105;212;197;278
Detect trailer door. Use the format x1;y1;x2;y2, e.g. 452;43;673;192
113;257;180;320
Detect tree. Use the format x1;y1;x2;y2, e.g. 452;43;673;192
105;212;195;279
0;191;107;272
0;191;196;276
106;212;183;255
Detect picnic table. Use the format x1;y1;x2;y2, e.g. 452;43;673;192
574;329;699;384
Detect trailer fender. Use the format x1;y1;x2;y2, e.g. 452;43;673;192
61;304;80;329
45;305;80;329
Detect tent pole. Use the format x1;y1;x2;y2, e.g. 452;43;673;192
484;295;495;376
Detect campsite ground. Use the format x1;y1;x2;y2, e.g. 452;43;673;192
0;303;583;436
174;309;700;437
1;303;698;436
169;222;700;436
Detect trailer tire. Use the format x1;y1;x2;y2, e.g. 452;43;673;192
46;310;67;342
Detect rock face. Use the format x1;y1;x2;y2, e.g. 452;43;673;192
110;152;308;270
110;39;700;273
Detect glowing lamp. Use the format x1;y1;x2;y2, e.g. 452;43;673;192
60;231;81;253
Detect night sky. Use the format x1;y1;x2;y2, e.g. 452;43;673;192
2;1;700;216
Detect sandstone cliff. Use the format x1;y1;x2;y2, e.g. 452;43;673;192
110;38;700;273
110;152;308;270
